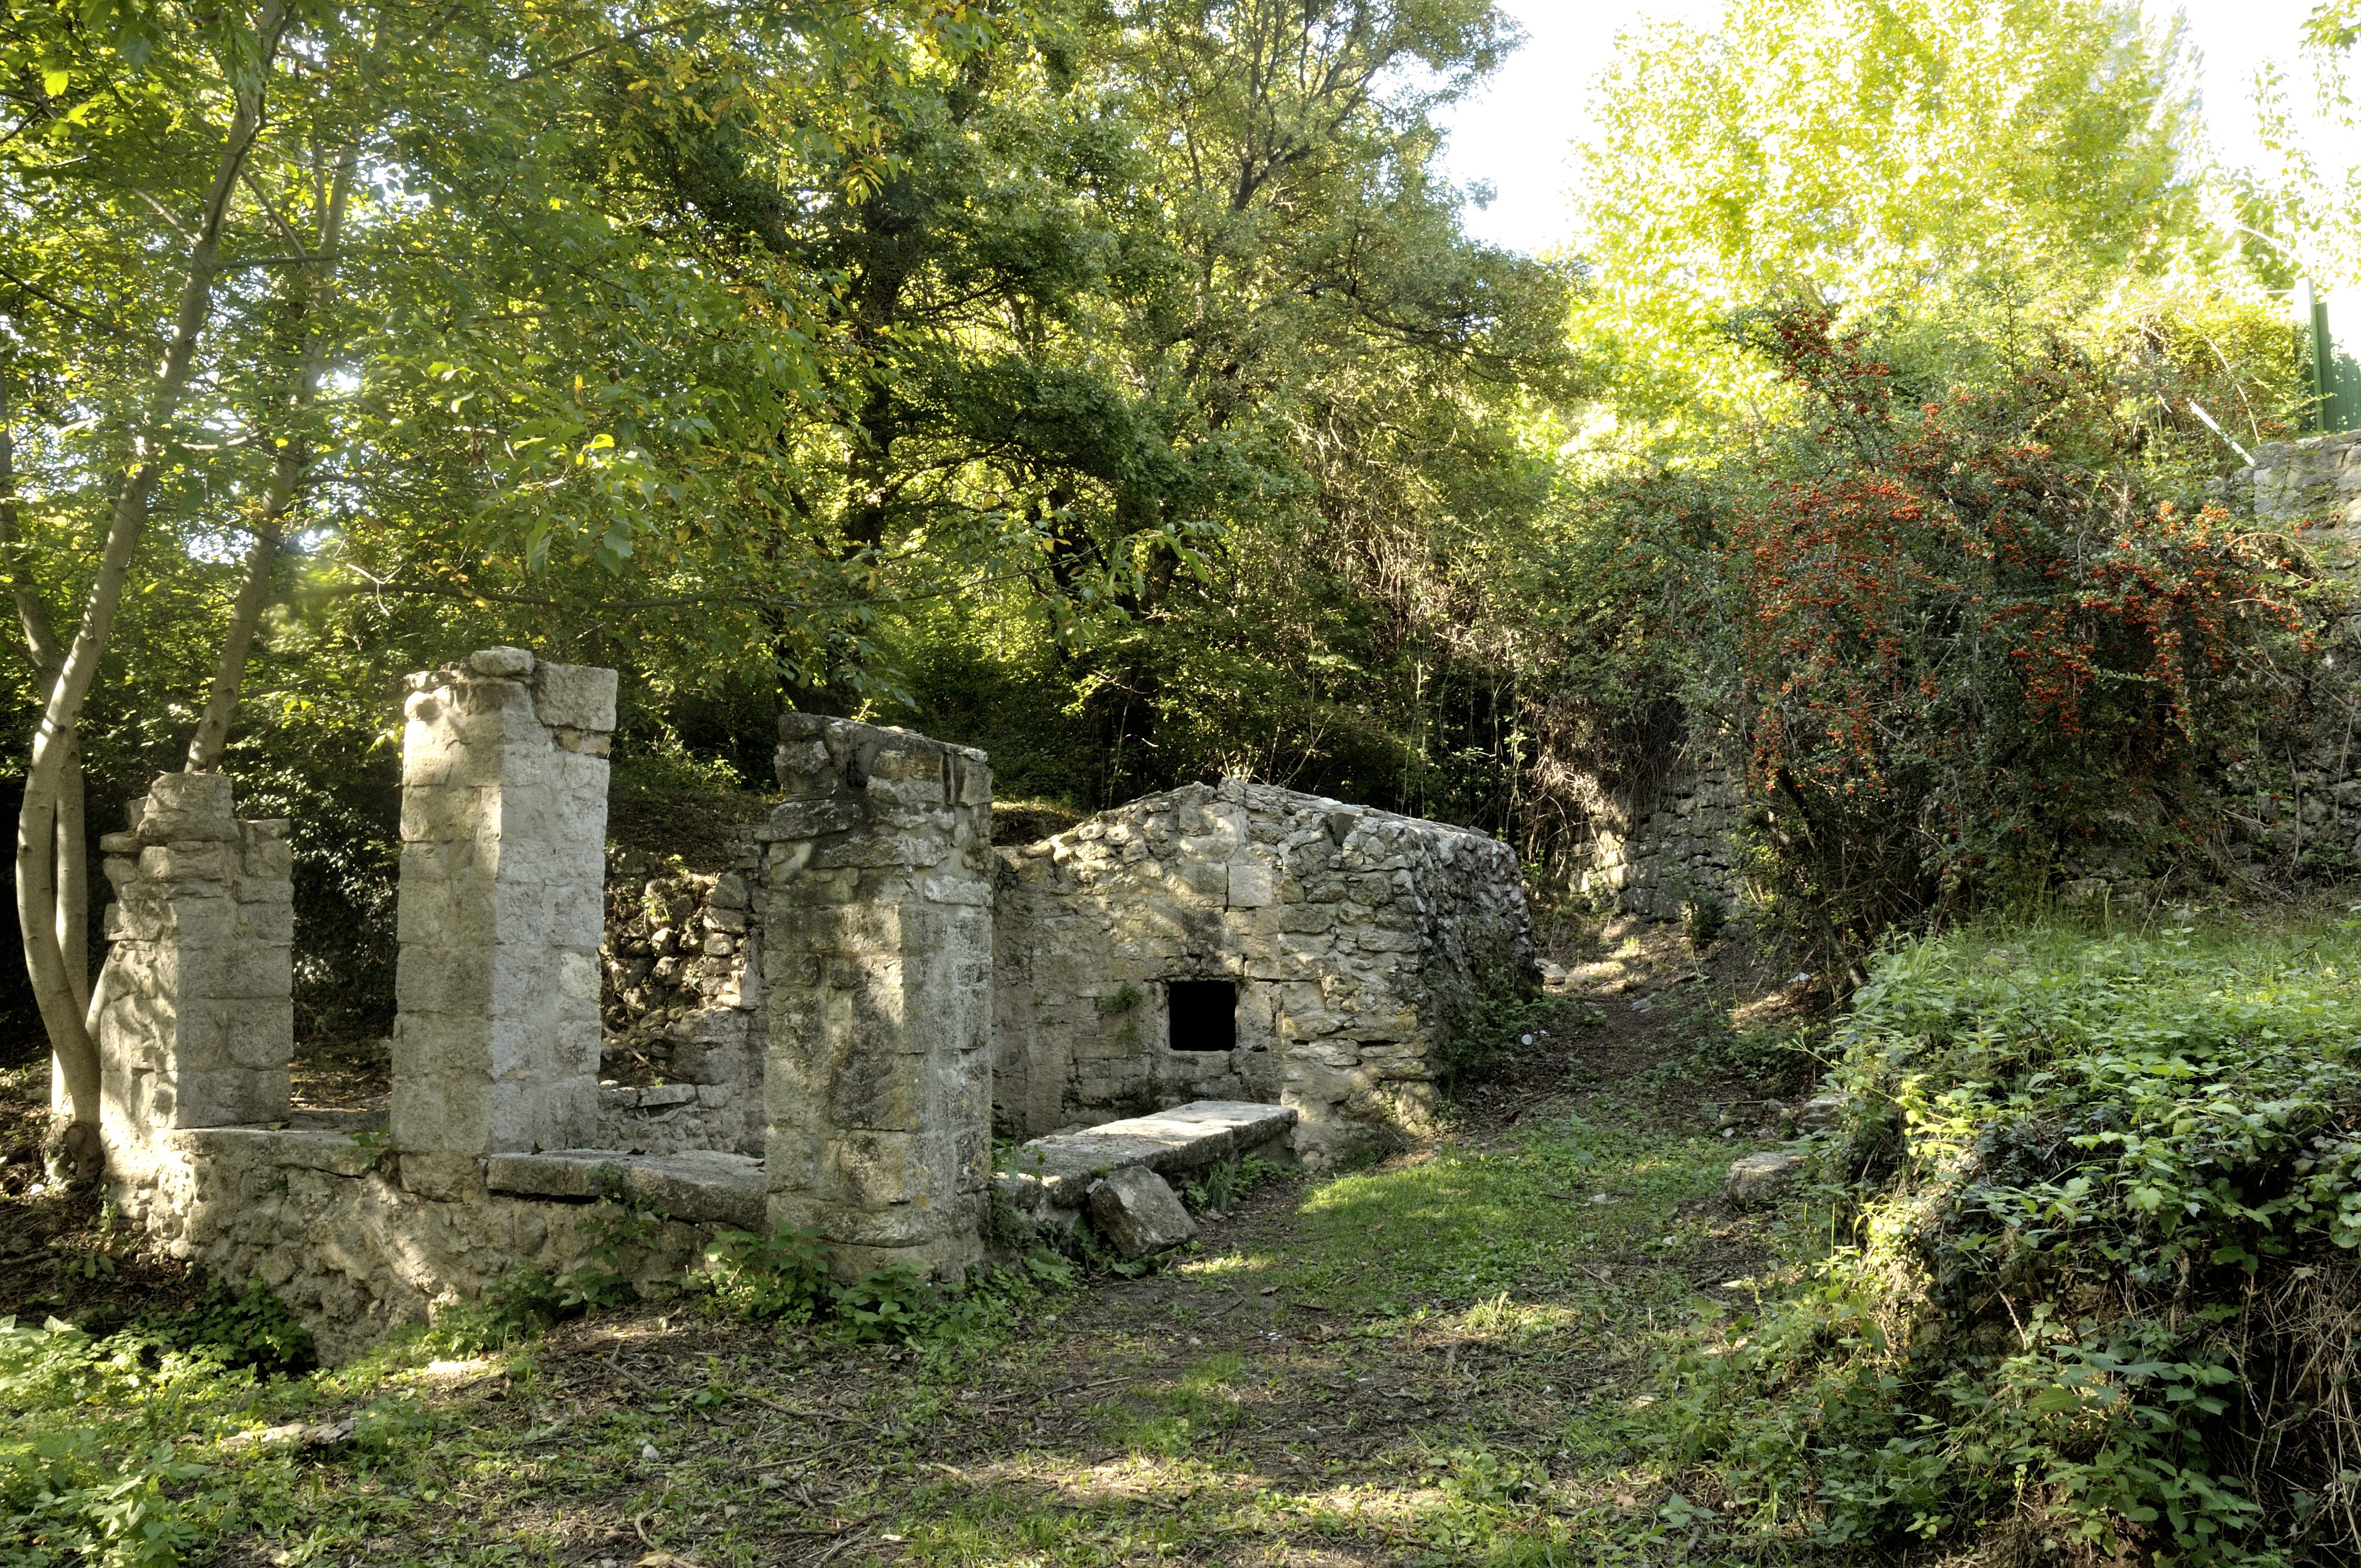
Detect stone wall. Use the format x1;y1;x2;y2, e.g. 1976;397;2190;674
596;847;766;1154
991;780;1533;1168
755;714;995;1280
110;1128;718;1363
1579;750;1745;922
2223;430;2361;532
91;774;293;1139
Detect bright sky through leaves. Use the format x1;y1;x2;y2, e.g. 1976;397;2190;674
1437;0;2330;256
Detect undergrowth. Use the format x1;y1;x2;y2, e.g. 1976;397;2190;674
1663;913;2361;1565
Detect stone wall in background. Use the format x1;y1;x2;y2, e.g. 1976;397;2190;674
992;780;1535;1169
1580;749;1747;924
595;847;766;1154
2223;430;2361;532
2205;431;2361;891
757;714;995;1280
91;773;293;1139
389;649;616;1199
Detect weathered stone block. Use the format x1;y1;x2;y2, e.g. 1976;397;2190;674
1087;1167;1195;1257
1727;1151;1805;1207
467;645;535;678
139;772;240;842
532;661;617;731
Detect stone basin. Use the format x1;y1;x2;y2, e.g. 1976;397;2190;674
994;1099;1298;1212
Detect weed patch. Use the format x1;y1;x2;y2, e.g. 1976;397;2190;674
1664;913;2361;1563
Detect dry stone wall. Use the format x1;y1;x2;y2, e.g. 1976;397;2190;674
756;714;995;1280
111;1128;715;1363
1579;752;1745;922
991;780;1533;1168
2223;430;2361;532
595;850;766;1154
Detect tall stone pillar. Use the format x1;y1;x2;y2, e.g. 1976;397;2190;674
760;714;993;1278
93;772;293;1141
390;647;616;1198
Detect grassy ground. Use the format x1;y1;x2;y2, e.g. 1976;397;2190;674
3;917;1833;1567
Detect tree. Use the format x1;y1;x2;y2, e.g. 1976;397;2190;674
0;0;1009;1167
1571;0;2209;447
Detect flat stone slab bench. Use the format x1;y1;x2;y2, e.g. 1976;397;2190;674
994;1100;1298;1212
484;1148;765;1229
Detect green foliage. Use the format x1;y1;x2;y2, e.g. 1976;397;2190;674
0;1317;231;1567
1434;970;1550;1092
698;1226;832;1325
1575;0;2210;443
1665;916;2361;1561
130;1282;315;1380
695;1224;1078;1343
551;1190;663;1315
1177;1152;1286;1215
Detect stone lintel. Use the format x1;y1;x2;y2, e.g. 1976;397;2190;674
485;1148;765;1229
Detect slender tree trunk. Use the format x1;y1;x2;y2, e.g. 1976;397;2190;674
19;3;287;1174
0;399;88;1087
186;146;356;773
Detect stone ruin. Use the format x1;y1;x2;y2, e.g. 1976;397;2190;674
992;780;1532;1167
80;649;1535;1357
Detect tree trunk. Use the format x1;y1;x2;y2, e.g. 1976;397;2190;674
19;2;288;1174
1;387;89;1097
186;145;356;773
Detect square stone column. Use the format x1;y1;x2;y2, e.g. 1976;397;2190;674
760;714;993;1279
390;647;617;1198
92;772;293;1144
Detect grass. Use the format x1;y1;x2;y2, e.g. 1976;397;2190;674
4;917;1827;1567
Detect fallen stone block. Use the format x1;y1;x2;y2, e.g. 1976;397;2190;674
1727;1150;1806;1207
1087;1167;1196;1258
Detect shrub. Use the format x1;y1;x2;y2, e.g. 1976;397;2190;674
699;1226;831;1324
1664;916;2361;1563
132;1282;316;1379
1724;307;2321;962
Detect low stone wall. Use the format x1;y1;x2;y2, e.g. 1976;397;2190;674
111;1127;721;1363
992;780;1533;1168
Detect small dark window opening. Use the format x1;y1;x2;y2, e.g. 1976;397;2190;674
1166;979;1237;1053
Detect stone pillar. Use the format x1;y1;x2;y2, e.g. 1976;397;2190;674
93;772;293;1141
759;714;993;1278
390;647;616;1197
